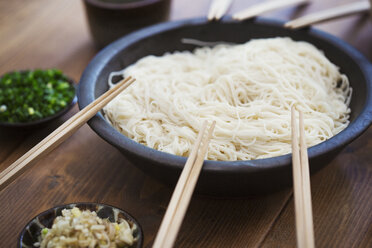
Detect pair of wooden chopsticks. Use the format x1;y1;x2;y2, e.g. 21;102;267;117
208;0;309;21
285;0;370;29
0;77;135;191
233;0;309;21
291;107;315;248
153;121;216;248
211;0;370;29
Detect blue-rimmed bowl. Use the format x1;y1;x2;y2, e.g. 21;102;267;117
78;17;372;196
18;202;143;248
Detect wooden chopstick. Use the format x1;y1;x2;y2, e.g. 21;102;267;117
152;121;209;248
208;0;234;21
299;110;315;248
0;76;135;191
153;120;216;248
291;107;305;247
285;0;370;29
291;107;315;248
233;0;309;21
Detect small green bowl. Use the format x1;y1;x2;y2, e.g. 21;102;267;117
0;70;77;129
18;202;143;248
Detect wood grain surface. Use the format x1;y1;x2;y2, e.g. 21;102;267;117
0;0;371;247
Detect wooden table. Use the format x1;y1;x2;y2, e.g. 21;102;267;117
1;0;371;247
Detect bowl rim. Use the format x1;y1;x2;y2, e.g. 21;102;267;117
0;70;77;128
78;17;372;174
84;0;165;10
18;202;143;248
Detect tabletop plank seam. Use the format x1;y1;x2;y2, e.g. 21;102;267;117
256;191;293;248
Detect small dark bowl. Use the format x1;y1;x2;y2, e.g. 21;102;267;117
78;17;372;196
83;0;171;48
0;71;77;129
18;202;143;248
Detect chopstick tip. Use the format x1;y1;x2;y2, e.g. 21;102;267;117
284;22;296;29
232;14;241;20
291;105;296;112
211;120;216;128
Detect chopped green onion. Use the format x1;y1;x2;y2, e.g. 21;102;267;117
28;107;35;115
41;228;48;235
0;105;6;112
0;69;75;123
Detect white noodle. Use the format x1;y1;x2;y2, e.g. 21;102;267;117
104;37;351;161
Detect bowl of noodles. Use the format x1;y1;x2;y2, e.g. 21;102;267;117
78;17;372;196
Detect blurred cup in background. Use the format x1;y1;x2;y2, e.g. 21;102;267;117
83;0;171;48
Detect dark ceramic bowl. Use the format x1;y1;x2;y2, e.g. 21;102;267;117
83;0;171;48
78;17;372;196
18;202;143;248
0;71;77;129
